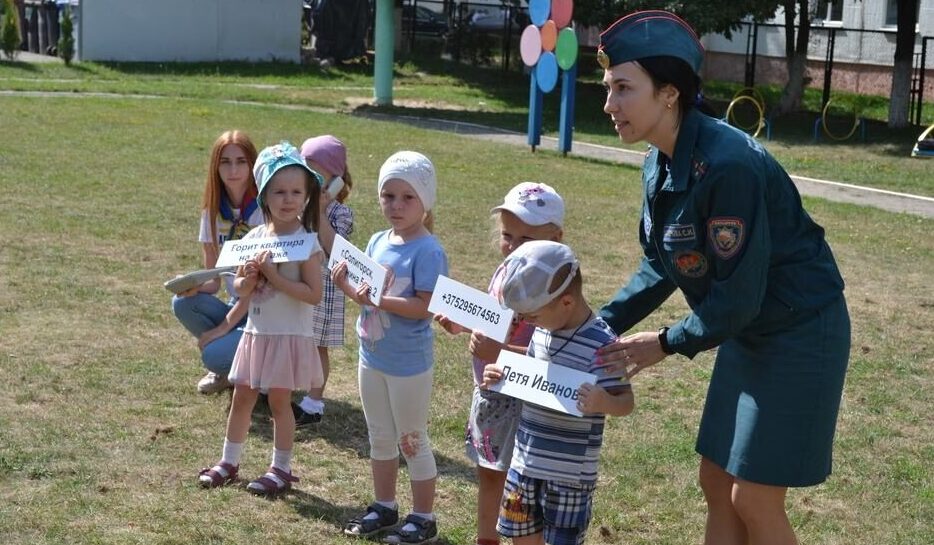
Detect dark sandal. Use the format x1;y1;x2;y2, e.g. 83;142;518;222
381;514;438;544
246;466;298;496
198;461;238;488
343;502;399;537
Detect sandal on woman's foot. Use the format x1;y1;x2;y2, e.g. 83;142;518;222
246;466;298;496
198;461;238;488
343;502;399;537
381;514;438;544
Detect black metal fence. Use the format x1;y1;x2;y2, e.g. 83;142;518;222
737;21;931;126
15;0;68;57
387;0;530;71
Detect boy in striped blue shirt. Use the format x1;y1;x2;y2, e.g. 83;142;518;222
481;241;635;545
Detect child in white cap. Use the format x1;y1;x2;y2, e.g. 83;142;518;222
435;182;564;545
332;151;448;544
481;241;635;545
198;141;325;496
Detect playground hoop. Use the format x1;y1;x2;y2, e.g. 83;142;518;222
911;122;934;158
725;95;765;138
732;87;766;112
820;98;861;141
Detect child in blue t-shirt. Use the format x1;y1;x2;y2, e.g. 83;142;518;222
332;151;448;545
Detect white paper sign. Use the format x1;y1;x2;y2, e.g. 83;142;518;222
328;234;387;306
216;233;317;267
489;351;596;417
427;275;515;343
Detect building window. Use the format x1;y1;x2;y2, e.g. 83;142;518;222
886;0;922;27
815;0;844;23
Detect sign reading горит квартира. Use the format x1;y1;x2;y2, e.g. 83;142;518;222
216;233;317;267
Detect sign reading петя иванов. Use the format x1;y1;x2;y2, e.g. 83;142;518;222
328;234;387;306
427;275;515;343
489;351;596;417
216;233;317;267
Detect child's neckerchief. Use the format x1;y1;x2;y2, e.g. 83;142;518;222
219;187;258;241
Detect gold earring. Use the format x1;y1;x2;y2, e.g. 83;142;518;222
666;103;672;109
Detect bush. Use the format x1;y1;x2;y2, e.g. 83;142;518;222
0;0;20;61
58;6;74;65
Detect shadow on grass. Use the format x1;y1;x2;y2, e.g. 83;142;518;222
247;397;475;485
89;59;372;81
283;488;460;544
0;59;40;72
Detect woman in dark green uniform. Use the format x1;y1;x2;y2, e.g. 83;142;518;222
594;11;850;545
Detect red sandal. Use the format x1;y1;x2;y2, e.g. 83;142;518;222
198;461;239;488
246;466;298;496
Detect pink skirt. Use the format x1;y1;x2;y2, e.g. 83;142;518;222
229;332;323;391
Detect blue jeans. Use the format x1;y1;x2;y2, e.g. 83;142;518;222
172;293;247;376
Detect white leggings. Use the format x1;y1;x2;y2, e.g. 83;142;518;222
358;362;437;481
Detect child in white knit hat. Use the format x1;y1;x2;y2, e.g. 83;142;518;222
332;151;448;544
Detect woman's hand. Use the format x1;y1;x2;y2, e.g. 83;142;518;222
177;283;201;298
480;363;505;389
469;331;503;362
198;326;226;350
434;314;468;335
597;331;668;378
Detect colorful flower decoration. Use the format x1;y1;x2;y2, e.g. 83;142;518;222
520;0;578;93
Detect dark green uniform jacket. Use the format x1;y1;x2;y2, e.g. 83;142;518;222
600;108;845;358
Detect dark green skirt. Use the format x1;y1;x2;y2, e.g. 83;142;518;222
696;296;850;487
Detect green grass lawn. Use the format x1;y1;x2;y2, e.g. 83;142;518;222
0;91;931;544
1;54;931;197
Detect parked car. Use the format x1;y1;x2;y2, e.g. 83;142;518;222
402;5;449;37
466;3;528;32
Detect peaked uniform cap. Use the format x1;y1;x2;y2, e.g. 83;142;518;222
597;10;704;74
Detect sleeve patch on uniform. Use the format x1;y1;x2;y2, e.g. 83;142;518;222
673;250;708;277
663;224;696;243
708;217;745;259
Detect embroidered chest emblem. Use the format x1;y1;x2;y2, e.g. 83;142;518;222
663;224;696;243
691;159;708;180
708;217;745;259
673;250;708;278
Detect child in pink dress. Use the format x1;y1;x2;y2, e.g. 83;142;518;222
198;141;325;496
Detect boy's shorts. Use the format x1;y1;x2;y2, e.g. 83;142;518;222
465;387;521;471
496;468;595;545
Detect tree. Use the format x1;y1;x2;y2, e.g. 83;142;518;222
58;6;75;65
775;0;811;114
887;0;920;128
571;1;820;116
1;0;20;61
569;1;782;37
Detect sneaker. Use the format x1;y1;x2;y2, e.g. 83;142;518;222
197;372;231;394
292;402;322;426
381;514;438;544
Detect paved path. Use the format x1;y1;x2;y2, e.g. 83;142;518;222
358;112;934;219
2;88;931;218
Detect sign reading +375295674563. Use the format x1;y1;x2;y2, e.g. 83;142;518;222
328;234;387;306
216;233;318;268
427;275;515;344
489;351;597;417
